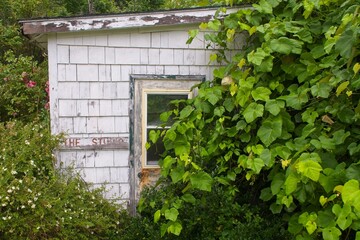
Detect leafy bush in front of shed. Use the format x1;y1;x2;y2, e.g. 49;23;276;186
118;184;291;240
142;0;360;239
0;120;127;239
0;51;49;123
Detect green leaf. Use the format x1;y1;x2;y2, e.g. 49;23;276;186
161;223;168;237
207;19;221;31
149;130;159;144
311;82;332;98
356;232;360;240
265;99;285;116
270;37;303;55
332;130;350;145
257;56;274;72
319;195;328;206
188;29;198;38
214;106;225;117
206;89;221;105
305;221;317;235
301;124;316;138
154;210;161;223
160;111;173;122
297;160;322;182
243;102;264;123
230;83;238;96
299;212;318;234
248;158;265;174
223;98;235;112
260;148;274;167
310;45;326;59
322;227;341;240
179;106;194;119
318;209;336;228
257;115;282;147
247;48;268;65
270;202;283;214
165;208;179;222
336;81;349;96
162;156;176;170
253;0;273;14
167;221;182;236
279;84;309;110
354;63;360;75
165;129;176;142
170;167;185;183
342;179;360;211
335;29;356;58
295;28;313;43
236;87;251;107
324;37;337;54
285;172;300;195
337;107;355;124
282;195;293;208
181;193;196;204
301;107;319;124
260;187;273;201
345;163;360;182
251;87;272;102
174;143;190;156
332;204;352;230
303;0;314;18
271;173;285;195
289;214;303;234
190;172;213;192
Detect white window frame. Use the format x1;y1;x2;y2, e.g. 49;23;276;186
142;89;193;168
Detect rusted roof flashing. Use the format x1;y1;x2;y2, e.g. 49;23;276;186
20;7;239;35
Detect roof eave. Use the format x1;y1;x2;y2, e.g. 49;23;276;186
20;7;240;36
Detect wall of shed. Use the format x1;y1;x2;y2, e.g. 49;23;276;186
48;25;237;205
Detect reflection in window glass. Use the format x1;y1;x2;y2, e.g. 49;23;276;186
145;93;188;166
147;94;187;127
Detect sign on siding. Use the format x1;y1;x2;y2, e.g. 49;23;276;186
61;137;129;150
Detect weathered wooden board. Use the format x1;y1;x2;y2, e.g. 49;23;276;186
61;137;129;150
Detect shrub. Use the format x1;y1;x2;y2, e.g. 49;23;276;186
0;51;49;122
144;0;360;239
0;121;126;239
131;183;291;240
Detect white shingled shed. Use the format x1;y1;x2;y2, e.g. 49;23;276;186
20;7;239;212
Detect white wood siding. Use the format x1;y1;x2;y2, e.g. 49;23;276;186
49;27;223;203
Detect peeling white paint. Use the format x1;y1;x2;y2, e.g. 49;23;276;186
20;7;241;35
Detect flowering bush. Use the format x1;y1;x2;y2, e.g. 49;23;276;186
0;51;49;122
0;121;126;239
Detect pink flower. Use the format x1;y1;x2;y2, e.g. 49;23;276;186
44;102;50;110
45;81;49;94
26;81;36;88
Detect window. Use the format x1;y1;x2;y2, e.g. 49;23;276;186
131;75;204;171
143;90;191;167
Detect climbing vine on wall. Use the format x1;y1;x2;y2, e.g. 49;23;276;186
140;0;360;239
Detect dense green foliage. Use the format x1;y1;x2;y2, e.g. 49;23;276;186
0;1;134;238
129;184;291;239
0;52;49;122
0;121;127;239
142;0;360;239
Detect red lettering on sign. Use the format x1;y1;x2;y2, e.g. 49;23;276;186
65;138;80;147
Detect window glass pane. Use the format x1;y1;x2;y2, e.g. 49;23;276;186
146;93;188;166
147;94;187;126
